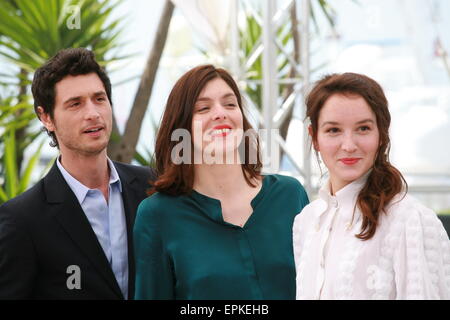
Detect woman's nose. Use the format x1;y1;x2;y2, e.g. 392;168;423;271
211;104;226;121
341;133;357;153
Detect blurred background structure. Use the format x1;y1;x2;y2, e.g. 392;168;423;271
0;0;449;229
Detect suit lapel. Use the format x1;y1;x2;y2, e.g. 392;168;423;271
44;163;123;299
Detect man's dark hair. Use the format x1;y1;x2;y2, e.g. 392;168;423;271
31;47;112;147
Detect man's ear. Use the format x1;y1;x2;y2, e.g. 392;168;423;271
37;106;55;132
308;125;319;151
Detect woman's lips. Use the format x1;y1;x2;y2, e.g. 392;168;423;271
210;127;232;137
340;158;361;165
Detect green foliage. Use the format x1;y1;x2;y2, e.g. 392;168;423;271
0;0;127;74
0;129;48;204
0;0;128;202
134;149;155;168
0;95;47;204
0;94;41;154
239;11;263;109
311;0;337;31
0;96;35;133
132;108;159;168
239;0;336;111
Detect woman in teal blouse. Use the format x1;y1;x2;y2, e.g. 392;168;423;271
133;65;309;300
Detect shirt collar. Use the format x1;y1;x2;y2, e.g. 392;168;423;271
189;175;269;227
56;156;122;204
316;170;371;220
107;158;122;192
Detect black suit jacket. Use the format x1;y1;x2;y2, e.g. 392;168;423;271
0;161;156;299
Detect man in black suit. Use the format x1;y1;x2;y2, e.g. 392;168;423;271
0;48;155;299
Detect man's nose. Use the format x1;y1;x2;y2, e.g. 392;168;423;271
84;100;101;120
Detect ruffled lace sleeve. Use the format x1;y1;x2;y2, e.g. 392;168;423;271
392;199;450;299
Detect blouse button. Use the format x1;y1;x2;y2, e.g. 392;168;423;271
330;198;338;208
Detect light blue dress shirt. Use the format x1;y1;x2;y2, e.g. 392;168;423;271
57;157;129;299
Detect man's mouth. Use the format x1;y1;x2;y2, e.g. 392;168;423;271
83;126;104;134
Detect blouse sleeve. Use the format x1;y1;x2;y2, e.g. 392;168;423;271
133;198;175;300
392;202;450;299
292;213;304;274
293;205;313;297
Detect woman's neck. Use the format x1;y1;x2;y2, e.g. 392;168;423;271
193;164;254;198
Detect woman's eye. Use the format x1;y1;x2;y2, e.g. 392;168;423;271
326;127;339;134
359;126;371;132
197;107;209;112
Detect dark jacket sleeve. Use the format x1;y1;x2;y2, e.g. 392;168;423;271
0;202;37;299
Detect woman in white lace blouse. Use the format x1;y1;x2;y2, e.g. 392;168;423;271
293;73;450;299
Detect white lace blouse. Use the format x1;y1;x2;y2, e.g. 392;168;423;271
292;174;450;300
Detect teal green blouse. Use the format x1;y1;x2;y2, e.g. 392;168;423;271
133;174;309;300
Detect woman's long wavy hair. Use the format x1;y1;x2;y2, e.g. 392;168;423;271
149;64;262;196
306;73;407;240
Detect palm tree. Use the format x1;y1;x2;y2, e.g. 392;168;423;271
0;0;126;71
0;0;126;198
0;95;45;204
108;0;175;164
